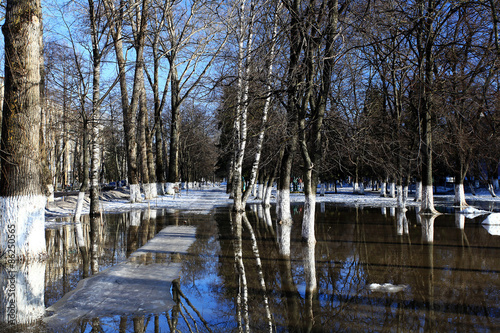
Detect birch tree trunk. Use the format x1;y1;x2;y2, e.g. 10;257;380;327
74;119;90;223
240;1;280;207
166;66;181;194
230;0;256;213
0;0;46;261
88;0;103;220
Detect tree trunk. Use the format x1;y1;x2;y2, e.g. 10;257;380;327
167;70;181;191
0;0;46;261
104;0;140;202
415;177;422;202
74;119;90;223
419;0;438;215
89;0;102;220
380;179;387;197
454;163;468;207
138;84;151;199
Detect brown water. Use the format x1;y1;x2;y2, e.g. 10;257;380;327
1;203;499;332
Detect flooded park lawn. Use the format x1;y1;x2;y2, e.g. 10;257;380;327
1;200;500;332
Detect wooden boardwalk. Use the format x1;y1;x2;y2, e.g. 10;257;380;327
44;225;197;328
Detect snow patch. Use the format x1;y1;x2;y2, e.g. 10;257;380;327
482;213;500;225
483;224;500;236
460;207;489;219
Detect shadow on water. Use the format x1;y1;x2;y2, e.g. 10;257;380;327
1;203;500;332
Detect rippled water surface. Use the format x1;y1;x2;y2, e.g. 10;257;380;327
1;202;500;332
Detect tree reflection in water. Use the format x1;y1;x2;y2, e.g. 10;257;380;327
2;203;500;332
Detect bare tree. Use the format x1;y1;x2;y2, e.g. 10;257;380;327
160;0;227;194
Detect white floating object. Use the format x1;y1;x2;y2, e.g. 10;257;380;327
368;283;407;293
483;224;500;236
482;213;500;225
460;207;489;219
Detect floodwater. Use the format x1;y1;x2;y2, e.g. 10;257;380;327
1;202;500;332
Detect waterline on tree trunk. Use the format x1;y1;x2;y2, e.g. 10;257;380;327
421;185;438;215
277;188;291;225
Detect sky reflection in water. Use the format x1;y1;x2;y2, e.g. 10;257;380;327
1;203;500;332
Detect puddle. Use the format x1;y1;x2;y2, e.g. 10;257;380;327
1;204;500;332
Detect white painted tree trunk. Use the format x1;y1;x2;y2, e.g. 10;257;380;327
353;182;360;194
380;182;387;197
359;183;365;195
0;196;46;261
46;184;54;203
493;179;499;190
454;183;468;207
415;181;422;201
74;191;86;223
150;183;158;198
277;188;292;225
165;182;176;195
389;182;396;198
143;183;153;200
130;183;142;202
301;191;316;244
396;185;404;208
157;183;165;196
421;184;438;214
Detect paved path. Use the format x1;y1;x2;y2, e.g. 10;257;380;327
44;225;197;328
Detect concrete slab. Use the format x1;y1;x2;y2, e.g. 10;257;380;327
43;225;197;328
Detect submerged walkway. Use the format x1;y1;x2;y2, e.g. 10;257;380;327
44;225;197;328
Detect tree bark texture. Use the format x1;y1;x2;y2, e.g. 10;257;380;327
0;0;46;260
